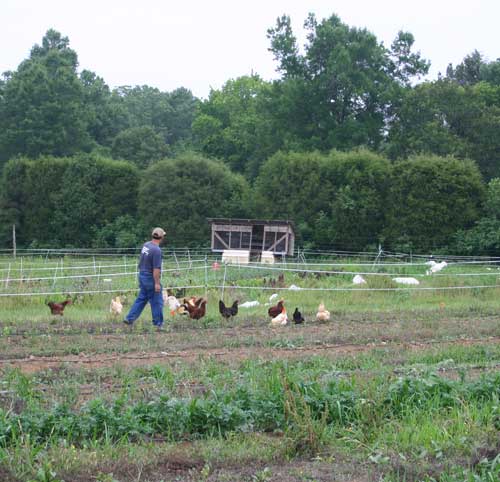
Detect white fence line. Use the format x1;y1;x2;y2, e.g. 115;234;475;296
0;285;207;298
210;283;500;292
0;282;499;297
1;261;500;288
227;263;500;277
0;265;206;283
0;258;209;271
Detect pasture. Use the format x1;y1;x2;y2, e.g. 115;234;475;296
0;250;500;481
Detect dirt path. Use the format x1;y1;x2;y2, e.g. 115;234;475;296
2;335;499;373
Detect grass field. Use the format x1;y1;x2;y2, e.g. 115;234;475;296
0;253;499;481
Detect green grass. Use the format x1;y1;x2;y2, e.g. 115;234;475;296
1;254;500;481
1;361;499;480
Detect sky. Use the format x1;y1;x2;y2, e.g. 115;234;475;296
2;0;499;99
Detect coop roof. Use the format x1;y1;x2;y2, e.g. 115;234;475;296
208;218;295;230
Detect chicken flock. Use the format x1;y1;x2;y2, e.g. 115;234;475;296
45;272;333;327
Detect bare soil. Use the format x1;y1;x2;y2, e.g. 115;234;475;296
1;334;499;374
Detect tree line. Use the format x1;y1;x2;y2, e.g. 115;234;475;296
0;14;499;254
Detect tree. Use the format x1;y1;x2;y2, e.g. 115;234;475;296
0;159;29;248
192;75;279;178
266;13;429;152
254;149;391;249
138;154;250;246
111;85;199;150
164;87;199;145
384;155;485;252
386;79;500;179
80;70;128;147
111;126;168;167
92;215;146;248
454;178;500;255
0;155;140;248
446;50;484;85
0;29;90;165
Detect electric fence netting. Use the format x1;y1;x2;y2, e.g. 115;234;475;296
0;248;499;298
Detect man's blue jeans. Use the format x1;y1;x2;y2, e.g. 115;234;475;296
125;272;164;326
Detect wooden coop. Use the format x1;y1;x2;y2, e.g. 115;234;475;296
208;218;295;258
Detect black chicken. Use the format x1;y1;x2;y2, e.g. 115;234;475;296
293;307;304;324
219;300;239;320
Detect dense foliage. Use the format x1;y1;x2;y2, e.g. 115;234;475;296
138;154;250;246
0;17;499;253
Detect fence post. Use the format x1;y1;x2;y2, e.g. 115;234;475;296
5;263;10;288
204;256;208;299
52;259;59;288
221;263;227;300
12;224;16;259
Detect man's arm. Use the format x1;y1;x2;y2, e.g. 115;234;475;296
153;268;161;292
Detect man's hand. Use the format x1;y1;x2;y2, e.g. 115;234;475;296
155;282;161;293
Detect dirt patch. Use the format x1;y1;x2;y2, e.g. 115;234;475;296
0;464;20;482
2;336;499;374
1;313;499;363
59;455;372;482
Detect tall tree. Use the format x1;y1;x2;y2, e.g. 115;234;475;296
80;69;128;147
386;79;500;179
0;29;90;165
111;126;168;167
266;13;429;151
192;75;278;177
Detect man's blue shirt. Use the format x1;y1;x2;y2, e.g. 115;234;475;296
138;241;162;274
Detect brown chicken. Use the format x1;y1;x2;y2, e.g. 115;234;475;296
182;297;207;320
268;299;285;318
47;299;72;316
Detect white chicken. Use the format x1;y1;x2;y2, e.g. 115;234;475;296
353;275;367;285
240;300;260;308
316;302;331;322
163;292;182;316
270;307;288;326
110;296;123;316
392;277;420;285
426;261;447;275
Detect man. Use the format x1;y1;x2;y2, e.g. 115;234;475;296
124;227;166;328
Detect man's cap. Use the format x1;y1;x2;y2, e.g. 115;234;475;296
152;227;166;239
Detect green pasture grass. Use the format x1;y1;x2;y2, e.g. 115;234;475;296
1;272;500;328
2;341;499;404
1;355;499;481
1;255;500;480
1;366;499;481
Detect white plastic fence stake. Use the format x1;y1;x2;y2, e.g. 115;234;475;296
221;263;227;299
204;256;208;298
52;259;59;288
5;263;10;288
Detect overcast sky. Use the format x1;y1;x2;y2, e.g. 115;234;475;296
2;0;499;98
